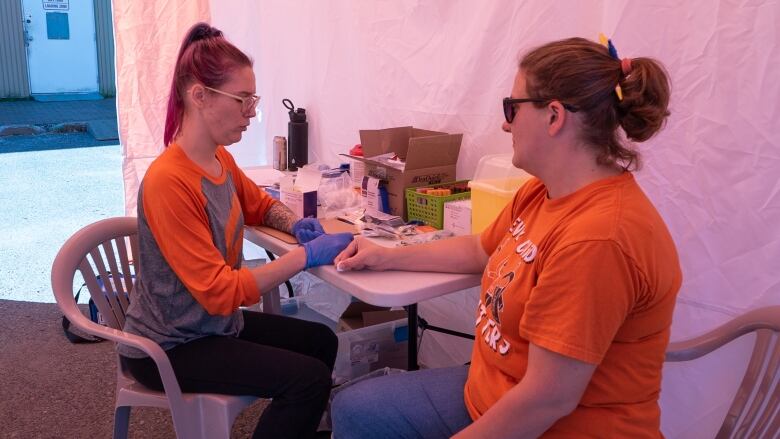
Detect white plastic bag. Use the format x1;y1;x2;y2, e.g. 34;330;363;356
287;271;352;323
319;171;361;218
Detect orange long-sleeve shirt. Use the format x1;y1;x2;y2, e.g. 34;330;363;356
119;143;277;358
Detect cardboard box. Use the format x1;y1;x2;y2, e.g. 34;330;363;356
338;301;407;332
343;127;462;220
279;169;319;218
361;176;387;213
280;188;317;218
350;159;366;189
444;199;472;236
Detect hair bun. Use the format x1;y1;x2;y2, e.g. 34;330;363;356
616;57;671;143
190;23;223;42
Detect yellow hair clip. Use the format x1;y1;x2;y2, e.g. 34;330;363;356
598;32;624;101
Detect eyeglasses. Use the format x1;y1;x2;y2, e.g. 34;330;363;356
502;97;578;124
204;86;261;113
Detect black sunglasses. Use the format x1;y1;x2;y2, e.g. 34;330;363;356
503;97;578;124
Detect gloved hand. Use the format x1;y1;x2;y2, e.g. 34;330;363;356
302;233;354;269
292;218;325;243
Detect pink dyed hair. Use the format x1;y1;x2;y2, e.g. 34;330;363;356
163;23;253;146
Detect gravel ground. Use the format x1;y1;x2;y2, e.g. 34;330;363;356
0;140;124;303
0;299;267;438
0;131;117;153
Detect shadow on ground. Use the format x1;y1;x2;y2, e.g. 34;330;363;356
0;132;117;154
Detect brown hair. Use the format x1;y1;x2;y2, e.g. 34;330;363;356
164;23;253;146
519;37;670;170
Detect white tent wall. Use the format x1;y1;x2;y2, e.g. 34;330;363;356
116;1;780;437
114;0;211;217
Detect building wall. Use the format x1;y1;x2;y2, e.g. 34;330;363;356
0;0;115;99
94;0;115;96
0;0;30;98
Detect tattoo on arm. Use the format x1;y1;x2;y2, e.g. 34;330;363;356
264;202;298;234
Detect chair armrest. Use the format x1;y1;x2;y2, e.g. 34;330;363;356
68;315;186;404
666;307;780;362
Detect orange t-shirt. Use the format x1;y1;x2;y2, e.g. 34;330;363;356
464;172;681;438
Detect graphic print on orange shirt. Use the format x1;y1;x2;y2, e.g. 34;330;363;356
476;216;537;356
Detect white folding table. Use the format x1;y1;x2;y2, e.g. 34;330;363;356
244;225;482;369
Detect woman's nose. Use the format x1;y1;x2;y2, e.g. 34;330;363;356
502;121;512;133
245;106;257;119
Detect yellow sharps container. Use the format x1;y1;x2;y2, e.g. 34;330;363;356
468;153;532;233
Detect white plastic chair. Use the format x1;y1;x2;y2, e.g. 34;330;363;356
665;306;780;438
51;216;268;439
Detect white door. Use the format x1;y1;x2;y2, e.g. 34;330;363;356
21;0;99;94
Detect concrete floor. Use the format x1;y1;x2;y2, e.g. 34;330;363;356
0;136;124;302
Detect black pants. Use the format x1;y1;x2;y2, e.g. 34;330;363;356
120;310;338;439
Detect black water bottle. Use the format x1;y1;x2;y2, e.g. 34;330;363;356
283;98;308;171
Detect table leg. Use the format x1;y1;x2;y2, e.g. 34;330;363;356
408;303;419;371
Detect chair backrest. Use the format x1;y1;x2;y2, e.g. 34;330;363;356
52;217;139;333
665;306;780;439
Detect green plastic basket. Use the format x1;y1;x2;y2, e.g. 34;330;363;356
405;180;471;229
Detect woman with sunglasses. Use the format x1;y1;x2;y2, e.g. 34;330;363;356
332;37;680;438
118;23;351;439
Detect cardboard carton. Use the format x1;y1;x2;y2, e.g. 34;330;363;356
343;126;462;219
338;301;407;332
279;169;319;218
280;189;317;218
361;176;387;213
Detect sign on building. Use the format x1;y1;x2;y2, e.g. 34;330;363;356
42;0;69;11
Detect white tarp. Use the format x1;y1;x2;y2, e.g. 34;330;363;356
116;1;780;437
113;0;210;217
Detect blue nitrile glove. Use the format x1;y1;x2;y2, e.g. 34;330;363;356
303;233;354;269
292;218;325;243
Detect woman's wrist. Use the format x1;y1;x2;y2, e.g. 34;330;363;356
289;246;308;271
376;246;398;271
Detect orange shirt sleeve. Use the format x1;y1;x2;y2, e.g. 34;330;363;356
519;240;639;364
141;170;259;316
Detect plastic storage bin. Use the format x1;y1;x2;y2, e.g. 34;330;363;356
405;180;471;229
333;318;408;384
468;154;532;233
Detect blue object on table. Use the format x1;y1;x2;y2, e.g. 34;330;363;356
379;186;390;214
264;186;280;200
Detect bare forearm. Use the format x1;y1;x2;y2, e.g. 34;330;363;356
249;247;306;295
454;345;594;439
263;202;298;234
386;234;487;273
453;381;573;439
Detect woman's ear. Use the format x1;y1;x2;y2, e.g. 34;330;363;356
188;84;206;109
547;101;566;136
